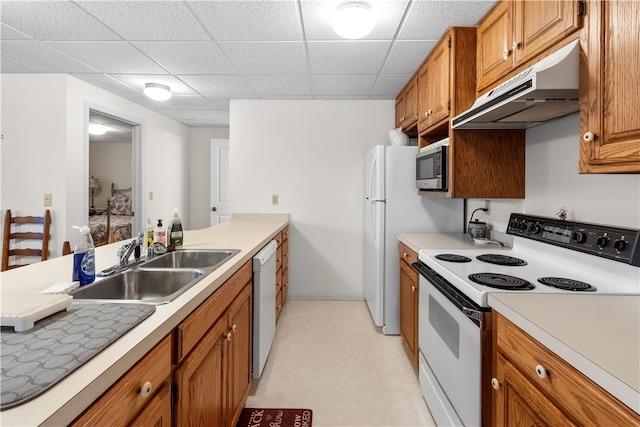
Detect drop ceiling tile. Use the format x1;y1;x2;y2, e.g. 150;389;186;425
1;23;32;40
371;74;413;97
244;75;312;97
178;75;256;98
158;109;230;127
72;73;143;98
187;1;302;41
133;42;237;74
312;75;377;97
300;0;410;41
1;59;32;73
1;41;99;73
218;41;308;75
382;40;437;74
0;1;120;41
107;74;198;96
76;1;210;41
400;1;494;39
45;41;167;74
307;41;392;74
152;95;216;110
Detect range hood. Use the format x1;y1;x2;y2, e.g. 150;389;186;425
452;40;580;130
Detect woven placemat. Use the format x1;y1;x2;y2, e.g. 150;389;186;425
1;302;155;410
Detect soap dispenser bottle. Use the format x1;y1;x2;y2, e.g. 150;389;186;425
154;219;167;246
169;209;183;247
72;225;95;286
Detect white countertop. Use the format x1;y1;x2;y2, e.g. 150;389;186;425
397;231;639;416
0;213;289;427
489;293;640;415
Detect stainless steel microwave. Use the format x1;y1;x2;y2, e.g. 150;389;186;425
416;138;448;191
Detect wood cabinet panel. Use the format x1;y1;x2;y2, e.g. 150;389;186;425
396;76;418;130
494;313;640;426
70;335;172;427
129;383;172;427
579;0;640;173
477;1;514;91
399;259;418;371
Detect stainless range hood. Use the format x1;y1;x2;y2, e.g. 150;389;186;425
452;40;580;130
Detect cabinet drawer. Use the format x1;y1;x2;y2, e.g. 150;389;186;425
276;289;283;320
274;231;283;247
71;335;172;427
276;267;283;294
175;261;252;363
282;238;288;271
276;244;283;273
399;242;418;266
496;313;640;426
282;226;289;241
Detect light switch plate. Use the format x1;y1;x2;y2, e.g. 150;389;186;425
272;194;279;205
44;193;52;206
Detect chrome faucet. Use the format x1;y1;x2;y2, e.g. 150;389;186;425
117;233;143;269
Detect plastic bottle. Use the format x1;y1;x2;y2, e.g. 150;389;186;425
154;219;167;246
145;218;154;249
169;209;183;247
72;225;95;286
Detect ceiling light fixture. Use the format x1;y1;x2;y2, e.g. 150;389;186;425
144;83;172;101
88;123;109;135
332;1;375;39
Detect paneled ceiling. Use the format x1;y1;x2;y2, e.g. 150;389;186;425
0;0;496;127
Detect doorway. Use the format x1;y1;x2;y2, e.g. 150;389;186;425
87;108;141;244
210;138;231;225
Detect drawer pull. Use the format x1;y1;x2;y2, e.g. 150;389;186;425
491;378;501;390
411;286;416;292
226;332;232;342
139;381;152;399
583;131;595;142
232;324;237;333
535;365;548;379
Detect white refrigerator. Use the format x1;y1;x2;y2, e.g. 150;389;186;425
364;145;464;335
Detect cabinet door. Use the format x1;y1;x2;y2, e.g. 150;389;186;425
403;76;418;129
580;0;640;173
129;384;172;427
417;61;431;131
427;39;451;128
515;0;582;66
395;95;404;129
477;1;514;91
226;284;253;427
399;260;418;370
174;319;227;427
495;354;577;427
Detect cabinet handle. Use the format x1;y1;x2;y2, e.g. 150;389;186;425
411;286;416;292
232;324;237;333
512;41;521;50
226;332;232;342
583;131;595;142
535;365;548;379
139;381;152;399
503;49;510;60
491;378;501;390
403;252;407;258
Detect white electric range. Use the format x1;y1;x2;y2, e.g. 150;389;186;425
414;213;640;427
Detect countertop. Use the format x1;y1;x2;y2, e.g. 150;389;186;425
0;213;289;427
397;232;639;416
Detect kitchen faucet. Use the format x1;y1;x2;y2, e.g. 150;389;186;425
116;232;143;269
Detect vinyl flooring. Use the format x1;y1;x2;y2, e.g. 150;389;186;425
244;300;436;427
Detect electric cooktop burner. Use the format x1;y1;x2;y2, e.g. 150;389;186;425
538;277;597;292
476;254;528;266
468;273;535;290
435;254;472;263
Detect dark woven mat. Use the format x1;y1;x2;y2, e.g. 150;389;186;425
237;408;313;427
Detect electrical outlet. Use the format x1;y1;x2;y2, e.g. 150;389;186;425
44;193;52;207
272;194;279;205
149;191;153;200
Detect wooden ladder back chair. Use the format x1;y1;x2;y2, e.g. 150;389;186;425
2;209;52;271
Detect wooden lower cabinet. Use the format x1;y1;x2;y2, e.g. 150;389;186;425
129;383;172;427
493;312;640;426
174;266;253;427
276;226;289;321
398;242;419;371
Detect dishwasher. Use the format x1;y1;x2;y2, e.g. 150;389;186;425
252;240;277;378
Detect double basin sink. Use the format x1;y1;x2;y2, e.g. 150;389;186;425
71;249;240;304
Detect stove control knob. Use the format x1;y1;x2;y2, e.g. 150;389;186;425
596;235;610;249
572;231;587;244
518;222;528;231
531;224;542;234
614;239;628;253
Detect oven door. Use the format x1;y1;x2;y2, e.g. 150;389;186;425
414;261;487;427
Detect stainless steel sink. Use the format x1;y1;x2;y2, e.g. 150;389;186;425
71;249;240;304
141;249;240;269
71;269;205;304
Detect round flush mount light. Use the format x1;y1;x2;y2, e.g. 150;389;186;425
143;82;172;101
332;1;375;39
88;123;109;135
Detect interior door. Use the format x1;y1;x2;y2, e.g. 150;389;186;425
210;138;231;225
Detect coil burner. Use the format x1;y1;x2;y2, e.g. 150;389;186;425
468;273;535;290
476;254;527;266
435;254;472;263
538;277;597;292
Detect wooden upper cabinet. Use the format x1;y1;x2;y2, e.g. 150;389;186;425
477;0;583;92
418;36;452;133
395;75;418;131
579;0;640;173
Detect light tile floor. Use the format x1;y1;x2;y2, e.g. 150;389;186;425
245;300;436;427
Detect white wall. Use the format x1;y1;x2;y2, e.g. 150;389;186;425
189;126;230;229
230;100;395;300
1;74;191;258
89;141;132;209
466;114;640;231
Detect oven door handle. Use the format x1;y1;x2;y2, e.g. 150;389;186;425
462;307;481;322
